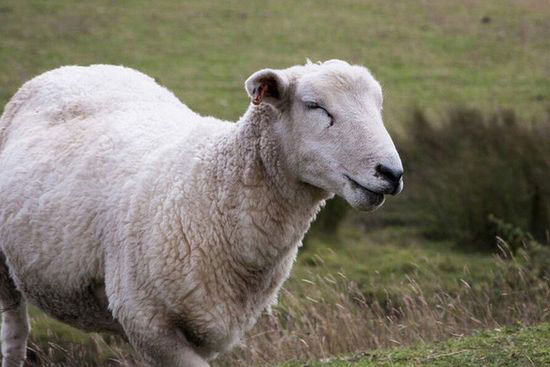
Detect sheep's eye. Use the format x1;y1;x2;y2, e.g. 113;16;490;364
304;101;334;127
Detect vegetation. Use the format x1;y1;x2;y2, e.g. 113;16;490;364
20;229;550;366
282;323;550;367
301;226;496;299
1;0;549;124
217;231;550;366
24;308;130;366
365;107;550;249
1;0;549;366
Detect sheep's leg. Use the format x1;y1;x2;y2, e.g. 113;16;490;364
0;253;29;367
0;303;28;367
120;314;209;367
130;331;210;367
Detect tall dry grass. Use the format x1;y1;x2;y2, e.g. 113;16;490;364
16;237;550;366
23;334;133;367
217;238;550;366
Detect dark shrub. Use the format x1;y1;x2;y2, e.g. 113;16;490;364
392;107;550;249
303;196;350;251
304;197;348;252
310;197;349;235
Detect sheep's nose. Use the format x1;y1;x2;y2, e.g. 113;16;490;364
376;163;403;195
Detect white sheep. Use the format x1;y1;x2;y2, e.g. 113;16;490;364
0;60;403;367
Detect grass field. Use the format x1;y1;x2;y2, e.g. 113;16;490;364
296;226;497;299
1;0;549;124
283;323;550;367
1;0;549;366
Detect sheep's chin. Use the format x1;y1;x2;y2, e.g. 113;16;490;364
345;191;385;211
339;182;385;212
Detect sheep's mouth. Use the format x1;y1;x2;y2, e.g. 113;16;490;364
344;174;385;203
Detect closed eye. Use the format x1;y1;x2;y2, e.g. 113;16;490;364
304;101;334;126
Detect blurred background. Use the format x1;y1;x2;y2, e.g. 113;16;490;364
1;1;549;366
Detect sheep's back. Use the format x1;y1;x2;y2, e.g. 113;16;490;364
0;65;230;308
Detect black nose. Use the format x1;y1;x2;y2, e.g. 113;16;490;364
376;164;403;187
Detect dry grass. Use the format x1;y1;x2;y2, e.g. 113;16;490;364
25;338;129;367
12;235;550;366
215;240;550;366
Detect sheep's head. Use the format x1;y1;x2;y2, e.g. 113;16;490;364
245;59;403;211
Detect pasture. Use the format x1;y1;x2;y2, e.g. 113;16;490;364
1;1;549;122
0;0;549;366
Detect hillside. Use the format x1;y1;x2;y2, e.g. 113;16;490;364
0;1;549;366
1;0;549;124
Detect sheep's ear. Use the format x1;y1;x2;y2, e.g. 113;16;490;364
245;69;288;107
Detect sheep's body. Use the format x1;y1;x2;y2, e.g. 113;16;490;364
0;60;403;366
0;65;327;365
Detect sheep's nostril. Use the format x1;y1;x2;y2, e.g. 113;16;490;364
375;164;403;187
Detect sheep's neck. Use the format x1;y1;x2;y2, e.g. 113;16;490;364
212;105;327;270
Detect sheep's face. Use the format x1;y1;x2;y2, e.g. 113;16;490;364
246;60;403;211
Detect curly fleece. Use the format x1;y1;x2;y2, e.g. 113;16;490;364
0;65;329;366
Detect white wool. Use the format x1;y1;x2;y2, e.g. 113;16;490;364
0;61;402;366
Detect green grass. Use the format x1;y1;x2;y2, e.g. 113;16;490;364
1;1;549;365
283;323;550;367
1;0;549;125
296;225;497;300
25;307;129;365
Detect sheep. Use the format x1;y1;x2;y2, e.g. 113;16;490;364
0;60;403;367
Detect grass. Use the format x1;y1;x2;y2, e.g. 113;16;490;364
216;229;550;366
298;225;496;300
25;307;130;366
282;323;550;367
1;0;549;124
17;226;531;367
1;0;549;366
